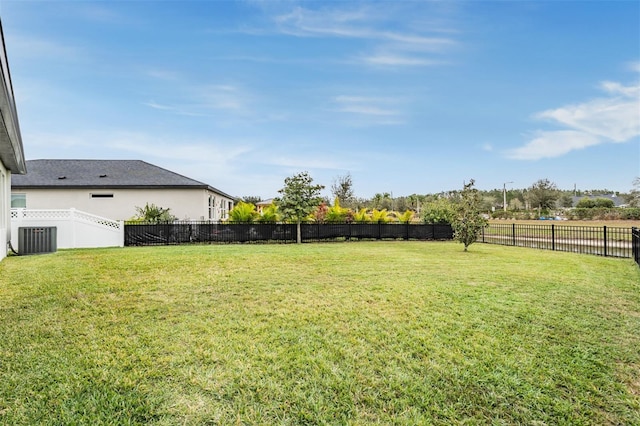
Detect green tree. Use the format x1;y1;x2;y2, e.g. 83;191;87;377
422;198;455;224
509;198;524;210
276;172;325;244
132;203;176;222
558;193;574;208
330;173;354;208
451;180;487;252
626;177;640;207
577;197;614;208
228;201;259;223
241;195;262;205
527;179;559;210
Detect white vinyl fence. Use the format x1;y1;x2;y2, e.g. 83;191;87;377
11;208;124;250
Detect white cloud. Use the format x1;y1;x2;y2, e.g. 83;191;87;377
600;81;640;98
263;154;347;170
143;101;174;111
361;54;444;67
507;130;601;160
142;84;251;117
334;96;400;116
536;96;639;143
270;4;457;68
508;77;640;160
628;61;640;72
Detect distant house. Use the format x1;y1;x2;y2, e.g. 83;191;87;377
11;159;235;221
0;22;27;260
255;198;275;213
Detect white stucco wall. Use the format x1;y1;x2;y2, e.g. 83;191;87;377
11;187;234;221
0;162;8;259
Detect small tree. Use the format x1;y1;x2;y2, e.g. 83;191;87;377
528;179;559;210
558;193;574;208
627;177;640;207
330;173;354;207
133;203;176;222
276;172;325;244
451;179;487;252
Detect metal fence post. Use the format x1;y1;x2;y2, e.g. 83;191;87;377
552;224;555;251
512;223;516;246
603;226;607;257
633;227;639;266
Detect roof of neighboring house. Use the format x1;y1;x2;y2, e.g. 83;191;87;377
256;198;275;206
12;159;235;199
0;22;26;174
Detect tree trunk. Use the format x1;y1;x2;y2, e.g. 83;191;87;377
296;220;302;244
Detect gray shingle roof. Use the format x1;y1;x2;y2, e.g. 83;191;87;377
12;159;235;199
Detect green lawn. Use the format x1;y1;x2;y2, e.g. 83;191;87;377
1;242;639;425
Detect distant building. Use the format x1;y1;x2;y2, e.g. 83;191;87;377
11;159;235;221
255;198;276;212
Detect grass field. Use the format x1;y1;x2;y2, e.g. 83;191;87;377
1;242;639;425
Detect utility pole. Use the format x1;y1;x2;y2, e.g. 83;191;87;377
503;181;513;211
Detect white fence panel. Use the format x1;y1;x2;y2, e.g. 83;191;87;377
10;208;124;250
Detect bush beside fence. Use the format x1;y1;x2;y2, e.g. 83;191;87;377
124;222;454;246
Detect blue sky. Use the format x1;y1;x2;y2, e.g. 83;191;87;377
2;0;639;199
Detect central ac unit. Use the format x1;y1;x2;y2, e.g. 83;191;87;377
18;227;57;255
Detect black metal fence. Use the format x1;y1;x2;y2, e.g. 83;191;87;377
124;222;454;246
632;227;640;267
480;223;634;259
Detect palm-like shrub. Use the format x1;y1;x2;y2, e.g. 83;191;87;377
131;203;176;223
370;209;391;223
353;208;370;223
396;210;414;223
228;201;259;223
325;198;349;222
259;203;280;223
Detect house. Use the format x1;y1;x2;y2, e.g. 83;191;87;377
0;22;27;260
11;159;235;221
255;198;276;213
